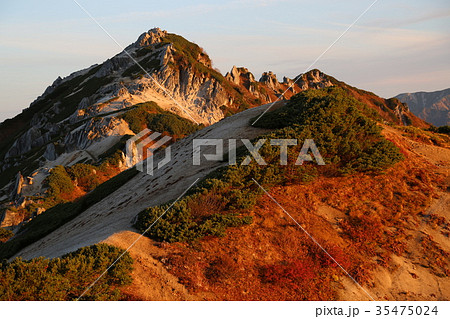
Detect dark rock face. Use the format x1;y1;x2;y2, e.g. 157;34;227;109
11;172;24;200
5;127;50;158
43;143;57;161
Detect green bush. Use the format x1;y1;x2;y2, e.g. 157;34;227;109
161;33;209;68
0;244;133;301
253;87;403;175
145;113;199;136
66;163;101;192
0;228;13;243
66;163;96;180
45;166;74;199
135;198;252;243
42;143;130;207
437;125;450;135
120;101;202;135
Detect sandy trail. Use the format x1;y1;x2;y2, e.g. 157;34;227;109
105;231;201;301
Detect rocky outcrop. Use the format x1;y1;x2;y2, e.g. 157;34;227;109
64;117;133;153
78;97;91;110
384;98;412;126
95;55;132;78
225;66;257;89
294;69;333;90
5;126;51;158
225;66;241;85
0;208;23;228
60;31;232;125
136;28;168;47
41;76;63;97
43;143;58;161
33;65;98;107
10;172;24;200
148;65;230;123
259;71;281;91
32;207;46;219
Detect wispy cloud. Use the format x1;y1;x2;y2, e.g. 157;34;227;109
363;8;450;28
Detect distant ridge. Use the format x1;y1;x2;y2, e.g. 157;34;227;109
395;88;450;127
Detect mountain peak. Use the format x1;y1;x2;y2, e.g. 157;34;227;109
135;27;168;47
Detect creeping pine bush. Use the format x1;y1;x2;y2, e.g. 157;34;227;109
120;101;202;136
135;87;404;244
43;147;130;207
135;197;252;243
46;165;74;198
0;228;13;243
0;244;133;301
66;163;101;191
253;86;404;175
436;125;450;135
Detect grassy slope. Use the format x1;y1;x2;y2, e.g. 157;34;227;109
129;87;448;300
326;73;430;128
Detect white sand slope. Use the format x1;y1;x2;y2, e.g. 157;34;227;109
14;103;273;260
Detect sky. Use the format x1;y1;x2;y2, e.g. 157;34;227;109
0;0;449;122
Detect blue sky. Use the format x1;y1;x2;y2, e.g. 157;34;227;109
1;0;449;122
